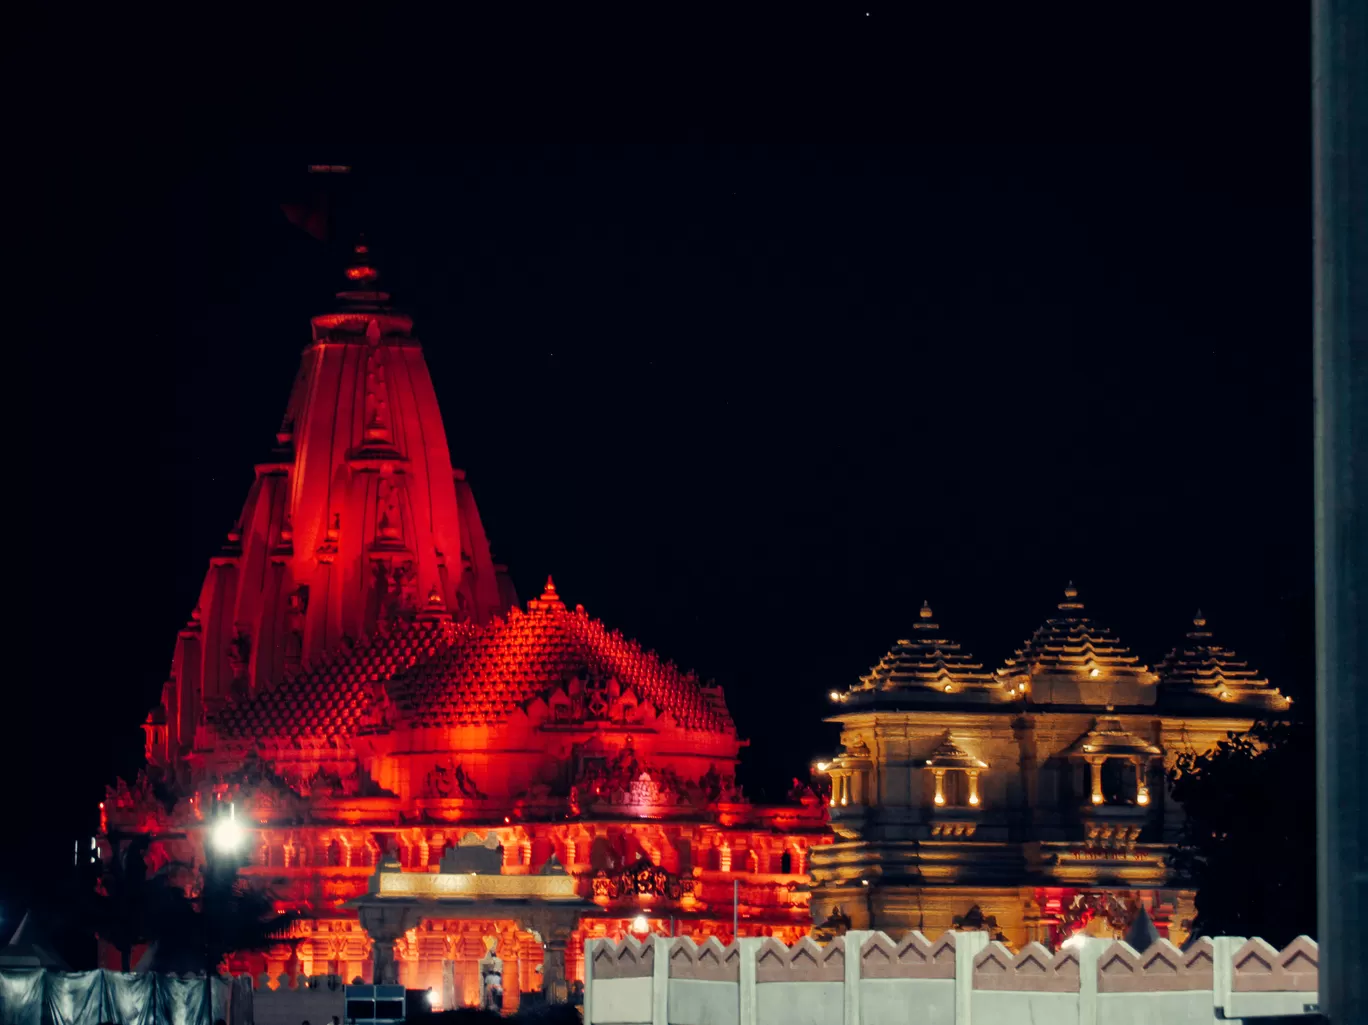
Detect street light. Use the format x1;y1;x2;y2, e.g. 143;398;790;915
211;805;244;855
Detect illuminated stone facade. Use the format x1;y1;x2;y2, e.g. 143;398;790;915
102;247;826;1007
809;591;1291;949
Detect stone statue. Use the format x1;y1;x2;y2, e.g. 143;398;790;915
479;936;504;1012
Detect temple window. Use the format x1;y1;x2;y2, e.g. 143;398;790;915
1065;718;1161;807
779;849;793;874
922;735;988;809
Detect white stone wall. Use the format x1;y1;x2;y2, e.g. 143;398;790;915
582;932;1321;1025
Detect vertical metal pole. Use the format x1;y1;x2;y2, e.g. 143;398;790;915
1314;1;1368;1019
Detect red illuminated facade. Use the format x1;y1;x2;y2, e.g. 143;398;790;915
102;247;827;1007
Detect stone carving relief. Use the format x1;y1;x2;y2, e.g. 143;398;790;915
423;760;485;800
372;560;418;622
591;855;694;902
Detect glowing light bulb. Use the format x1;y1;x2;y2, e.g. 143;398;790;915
969;794;980;806
934;793;945;806
1137;791;1150;806
943;684;952;693
840;796;848;806
210;812;244;854
631;915;650;936
1089;668;1100;678
829;690;842;702
1091;793;1104;805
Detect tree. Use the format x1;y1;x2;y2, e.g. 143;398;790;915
142;858;299;975
89;835;157;972
87;834;297;974
1167;718;1316;944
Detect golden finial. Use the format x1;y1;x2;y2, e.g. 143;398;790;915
1193;609;1206;627
920;601;933;620
1064;581;1078;599
541;575;559;601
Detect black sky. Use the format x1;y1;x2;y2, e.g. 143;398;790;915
16;20;1312;916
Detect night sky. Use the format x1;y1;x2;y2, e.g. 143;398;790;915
17;75;1311;918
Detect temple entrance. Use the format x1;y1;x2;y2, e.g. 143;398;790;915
390;922;546;1012
348;854;598;1008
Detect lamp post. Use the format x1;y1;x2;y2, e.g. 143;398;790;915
204;802;245;1023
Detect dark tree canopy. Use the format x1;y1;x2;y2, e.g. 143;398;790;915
1167;719;1315;945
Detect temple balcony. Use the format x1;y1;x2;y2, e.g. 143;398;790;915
1075;803;1154;849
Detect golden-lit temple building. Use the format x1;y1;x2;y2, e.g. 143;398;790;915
101;245;826;1008
808;589;1291;949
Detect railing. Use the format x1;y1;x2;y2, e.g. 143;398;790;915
583;931;1321;1024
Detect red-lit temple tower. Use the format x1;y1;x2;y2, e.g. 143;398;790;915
103;246;828;1007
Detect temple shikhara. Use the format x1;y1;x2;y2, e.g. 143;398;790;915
102;246;826;1008
102;239;1291;1007
809;591;1291;950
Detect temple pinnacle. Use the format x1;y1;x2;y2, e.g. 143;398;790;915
541;575;559;601
920;601;933;619
344;237;379;286
336;234;391;309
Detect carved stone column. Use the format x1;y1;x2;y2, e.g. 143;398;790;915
542;940;569;1005
1087;758;1104;805
521;909;577;1004
357;904;420;985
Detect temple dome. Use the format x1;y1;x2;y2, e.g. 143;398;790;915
997;584;1157;705
848;601;1001;700
1156;611;1290;711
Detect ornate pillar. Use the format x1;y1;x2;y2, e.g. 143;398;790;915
1087;758;1104;805
522;910;576;1004
357;904;419;985
967;770;981;807
932;769;946;806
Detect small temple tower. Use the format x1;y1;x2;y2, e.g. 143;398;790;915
808;586;1291;948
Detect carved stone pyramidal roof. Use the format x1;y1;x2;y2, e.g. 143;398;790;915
1064;717;1162;759
211;579;736;739
924;734;989;770
997;584;1157;705
1156;611;1290;711
855;602;998;694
